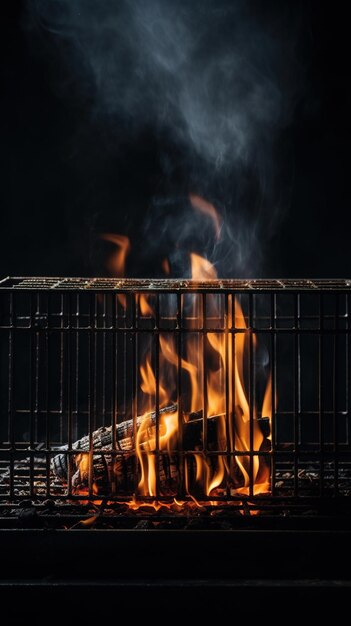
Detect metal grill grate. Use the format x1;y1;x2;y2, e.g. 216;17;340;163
1;276;351;291
1;277;351;515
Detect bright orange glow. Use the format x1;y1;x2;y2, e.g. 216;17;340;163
136;253;271;502
77;244;274;511
140;356;168;407
190;252;217;280
138;293;154;316
189;194;222;241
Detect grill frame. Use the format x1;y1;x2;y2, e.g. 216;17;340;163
1;276;351;517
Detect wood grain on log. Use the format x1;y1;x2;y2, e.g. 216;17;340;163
51;404;178;480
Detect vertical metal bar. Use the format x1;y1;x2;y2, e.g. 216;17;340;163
45;294;50;498
88;293;95;498
29;293;35;498
34;293;40;446
102;294;106;427
93;294;98;478
176;292;184;498
202;293;208;459
111;294;117;496
224;293;230;497
123;294;128;421
231;294;236;491
253;295;257;417
131;293;138;497
248;293;254;498
334;294;339;495
155;293;160;499
8;293;14;500
293;293;300;497
73;294;79;489
59;294;64;443
270;293;276;496
319;293;324;496
347;293;350;447
67;294;73;498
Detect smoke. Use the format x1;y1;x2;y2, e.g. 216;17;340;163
25;0;303;276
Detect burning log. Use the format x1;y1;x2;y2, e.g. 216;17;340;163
51;404;178;481
50;405;271;494
51;404;225;492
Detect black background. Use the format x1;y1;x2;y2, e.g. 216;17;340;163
1;0;350;279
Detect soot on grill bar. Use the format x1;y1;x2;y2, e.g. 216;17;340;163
1;275;351;528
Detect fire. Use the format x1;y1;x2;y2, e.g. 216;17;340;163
75;213;273;511
189;193;222;241
137;343;178;498
138;293;154;317
101;232;130;308
190;252;217;280
132;253;272;504
100;233;130;277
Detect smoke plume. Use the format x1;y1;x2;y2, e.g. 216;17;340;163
26;0;303;276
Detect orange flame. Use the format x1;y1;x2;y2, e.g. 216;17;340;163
190;252;217;280
85;239;273;510
162;258;171;275
189;194;222;241
138;294;154;317
133;253;272;503
100;233;130;277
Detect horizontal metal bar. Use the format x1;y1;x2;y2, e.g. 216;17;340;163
1;276;351;292
1;326;350;335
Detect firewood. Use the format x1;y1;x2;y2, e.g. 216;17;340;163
50;405;270;493
50;404;222;493
51;404;178;480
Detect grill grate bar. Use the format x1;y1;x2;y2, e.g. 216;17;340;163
1;277;351;291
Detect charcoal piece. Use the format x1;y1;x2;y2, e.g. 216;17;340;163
134;519;155;529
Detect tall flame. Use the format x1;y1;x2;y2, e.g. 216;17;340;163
80;224;273;510
133;252;272;503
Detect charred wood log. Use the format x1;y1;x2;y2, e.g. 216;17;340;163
51;404;178;480
51;404;220;493
50;404;271;492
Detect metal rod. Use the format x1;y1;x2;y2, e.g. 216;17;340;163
293;293;300;497
111;294;117;496
270;293;276;496
224;294;230;497
248;293;254;497
232;294;236;488
334;294;339;494
176;293;184;498
88;293;95;497
131;293;138;496
319;293;324;496
29;293;36;498
8;293;14;499
202;293;208;461
347;293;350;447
45;294;50;498
155;293;160;499
67;293;73;497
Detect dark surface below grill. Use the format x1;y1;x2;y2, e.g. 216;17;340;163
1;525;351;580
1;524;351;619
